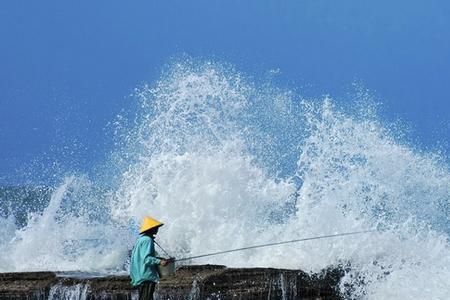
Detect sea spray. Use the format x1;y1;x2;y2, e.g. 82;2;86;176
0;61;449;299
0;176;133;271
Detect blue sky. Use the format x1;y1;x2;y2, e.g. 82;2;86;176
1;1;450;185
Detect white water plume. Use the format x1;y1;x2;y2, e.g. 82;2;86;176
0;61;449;299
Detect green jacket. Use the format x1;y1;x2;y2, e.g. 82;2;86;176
130;235;161;286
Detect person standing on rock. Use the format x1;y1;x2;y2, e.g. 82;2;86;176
130;216;170;300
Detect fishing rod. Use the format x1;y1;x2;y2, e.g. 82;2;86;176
163;230;375;263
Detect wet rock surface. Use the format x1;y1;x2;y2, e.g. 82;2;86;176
0;265;343;299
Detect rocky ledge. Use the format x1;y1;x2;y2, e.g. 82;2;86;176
0;265;343;300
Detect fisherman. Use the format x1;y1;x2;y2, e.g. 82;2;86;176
130;216;170;300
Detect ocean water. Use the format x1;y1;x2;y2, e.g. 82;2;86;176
1;61;449;299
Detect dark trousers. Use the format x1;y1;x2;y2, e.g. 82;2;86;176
138;281;156;300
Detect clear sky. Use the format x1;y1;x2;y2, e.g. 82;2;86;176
1;1;449;185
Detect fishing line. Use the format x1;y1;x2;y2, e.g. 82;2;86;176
154;239;173;259
157;230;375;262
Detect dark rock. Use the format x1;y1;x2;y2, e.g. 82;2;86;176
0;265;343;300
0;272;55;300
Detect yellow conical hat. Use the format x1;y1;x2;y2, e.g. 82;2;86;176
139;216;164;234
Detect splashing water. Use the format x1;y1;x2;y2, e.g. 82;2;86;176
48;283;90;300
0;61;449;299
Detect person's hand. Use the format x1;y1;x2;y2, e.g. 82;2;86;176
160;259;169;266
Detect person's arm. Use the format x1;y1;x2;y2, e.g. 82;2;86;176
142;238;162;266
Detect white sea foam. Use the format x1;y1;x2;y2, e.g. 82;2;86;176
0;61;449;299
